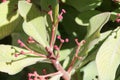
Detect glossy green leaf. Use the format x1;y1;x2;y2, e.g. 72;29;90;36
88;30;112;52
81;61;98;80
66;0;101;12
110;12;117;22
22;21;48;47
11;32;47;54
18;1;38;20
72;13;111;74
86;12;110;39
18;1;48;47
75;10;101;26
96;27;120;80
79;12;110;56
0;45;47;75
79;30;112;69
0;1;21;39
62;57;70;69
40;0;59;45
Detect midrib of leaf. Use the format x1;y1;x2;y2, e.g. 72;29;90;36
23;21;45;47
96;27;120;80
29;22;46;46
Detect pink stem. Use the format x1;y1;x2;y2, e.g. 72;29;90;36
67;40;85;73
46;47;70;80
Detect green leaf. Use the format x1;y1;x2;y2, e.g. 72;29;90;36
62;57;70;69
18;1;49;47
72;13;111;74
80;12;110;56
0;45;47;75
40;0;59;23
75;10;101;26
110;12;117;22
81;61;98;80
96;27;120;80
86;12;110;39
23;21;48;47
0;1;21;39
79;30;112;68
11;32;47;54
66;0;102;12
110;8;120;22
18;1;39;21
58;49;72;61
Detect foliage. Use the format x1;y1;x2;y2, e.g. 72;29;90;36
0;0;120;80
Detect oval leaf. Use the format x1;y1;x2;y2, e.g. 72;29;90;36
96;27;120;80
0;1;21;39
0;45;47;75
79;12;110;56
18;1;48;47
86;12;110;39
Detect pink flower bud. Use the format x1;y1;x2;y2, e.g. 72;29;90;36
27;37;35;43
57;35;61;39
65;38;69;42
58;9;66;21
14;54;18;57
62;9;66;13
17;39;22;44
2;0;6;2
17;39;25;47
20;51;25;54
54;45;59;50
